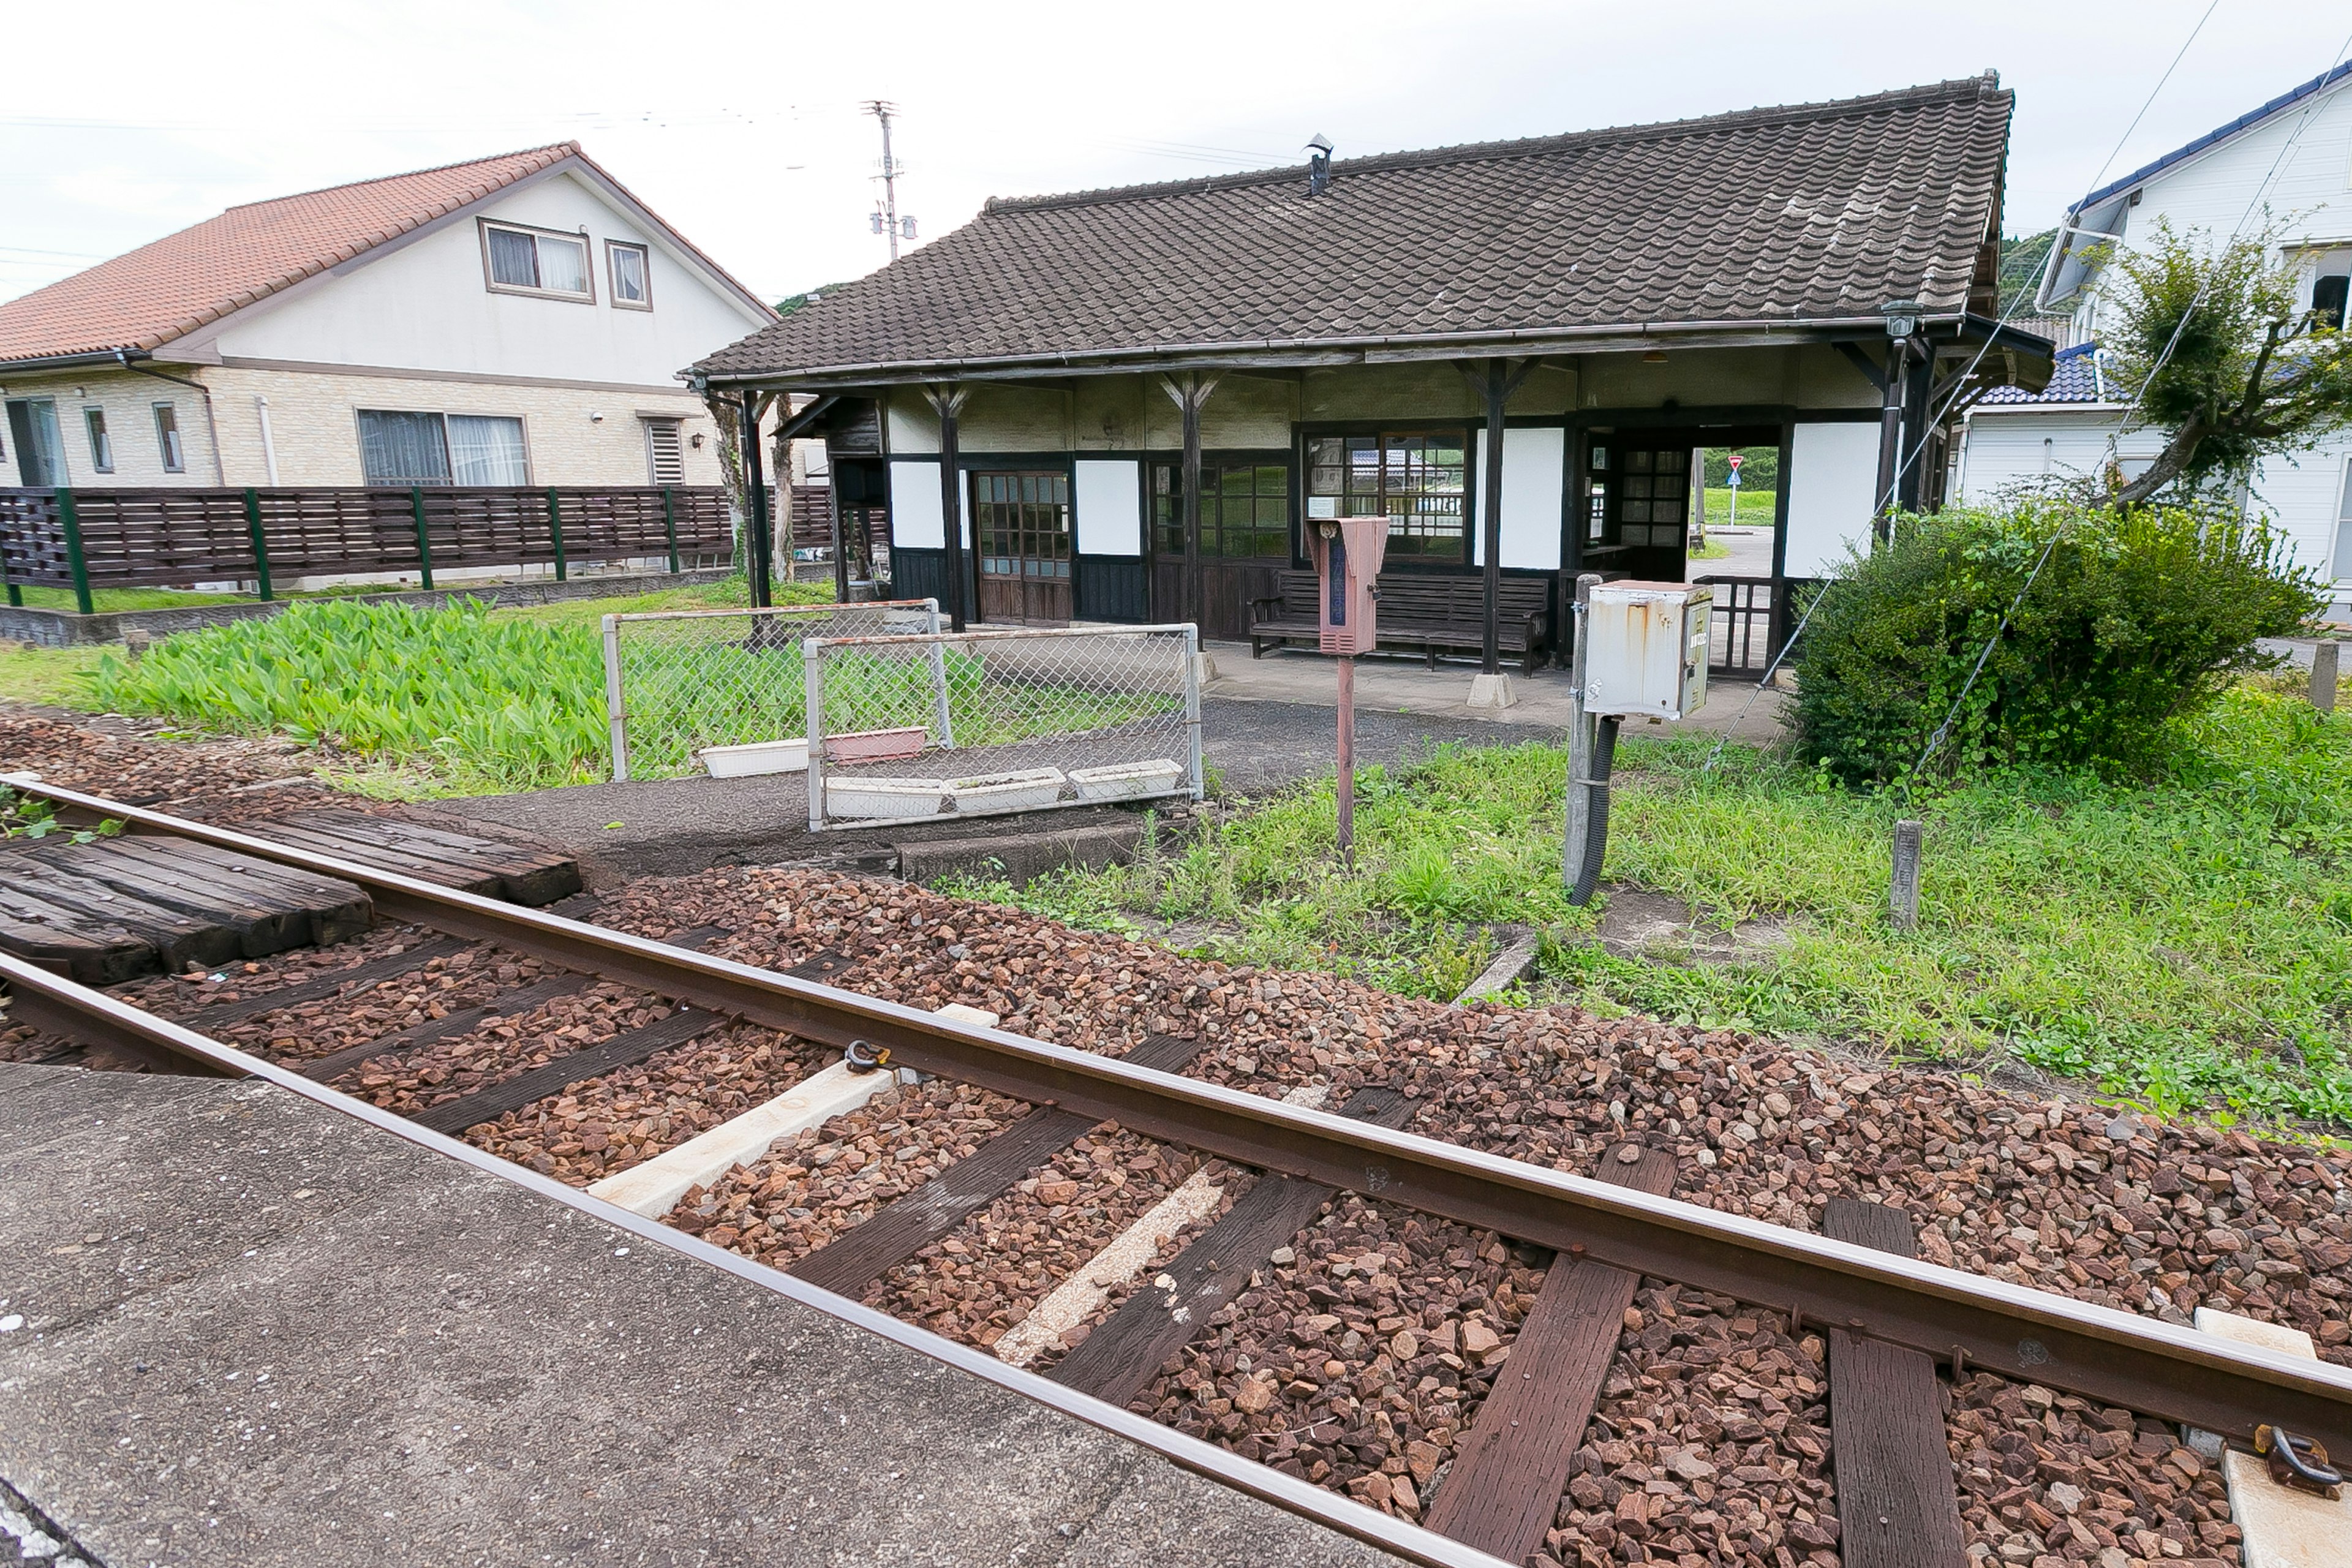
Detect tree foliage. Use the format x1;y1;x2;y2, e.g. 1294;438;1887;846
1792;496;2322;785
2095;219;2352;506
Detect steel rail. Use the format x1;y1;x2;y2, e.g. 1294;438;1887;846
13;777;2352;1457
0;949;1501;1568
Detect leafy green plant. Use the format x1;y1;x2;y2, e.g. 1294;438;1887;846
1791;496;2321;785
0;786;118;844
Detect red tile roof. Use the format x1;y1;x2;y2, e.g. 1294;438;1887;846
0;144;581;366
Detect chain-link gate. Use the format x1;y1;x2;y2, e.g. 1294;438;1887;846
803;625;1203;829
601;600;940;781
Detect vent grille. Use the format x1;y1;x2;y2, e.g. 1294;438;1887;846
644;419;685;485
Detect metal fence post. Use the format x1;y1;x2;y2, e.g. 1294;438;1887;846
925;598;956;750
603;613;630;782
804;636;827;832
58;488;92;615
545;488;568;582
1184;623;1205;801
663;486;680;575
409;486;434;590
242;488;274;601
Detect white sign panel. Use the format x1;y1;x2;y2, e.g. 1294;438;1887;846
1782;422;1881;578
1074;459;1144;557
1471;426;1567;570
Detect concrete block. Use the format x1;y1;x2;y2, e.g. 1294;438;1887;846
895;818;1145;886
1466;672;1517;709
2194;1306;2352;1567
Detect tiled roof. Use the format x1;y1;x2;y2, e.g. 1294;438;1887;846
1977;341;2109;405
0;145;578;366
701;75;2013;381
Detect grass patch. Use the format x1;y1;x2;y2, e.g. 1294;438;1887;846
972;686;2352;1126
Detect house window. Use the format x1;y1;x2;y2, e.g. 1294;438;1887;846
1151;460;1291;558
608;241;651;308
972;472;1072;579
153;403;185;473
1305;431;1468;561
2335;459;2352;582
483;222;593;301
643;418;685;484
2316;273;2349;332
358;409;529;486
85;408;113;473
5;399;65;486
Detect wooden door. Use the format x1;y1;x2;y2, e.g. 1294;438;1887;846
1146;458;1294;639
971;470;1073;625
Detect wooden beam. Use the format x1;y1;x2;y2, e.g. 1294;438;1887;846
1420;1144;1675;1561
1046;1088;1413;1409
1825;1198;1967;1568
790;1032;1207;1296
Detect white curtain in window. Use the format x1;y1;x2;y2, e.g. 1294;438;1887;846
611;245;648;302
487;228;538;288
447;415;529;486
536;235;588;295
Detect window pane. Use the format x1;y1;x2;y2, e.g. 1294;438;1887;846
86;409;113;472
2336;461;2352;579
488;227;539;288
154;404;184;473
447;415;528;485
611;245;648;302
535;236;588;294
358;410;452;486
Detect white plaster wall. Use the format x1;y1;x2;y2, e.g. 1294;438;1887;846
1952;410;2138;501
195;169;767;390
1074;459;1142;556
890;458;952;548
1782;421;1881;576
1471;427;1566;568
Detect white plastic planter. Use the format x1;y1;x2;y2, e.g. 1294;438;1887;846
824;726;930;763
696;737;809;777
825;777;949;820
1068;759;1186;802
948;768;1068;813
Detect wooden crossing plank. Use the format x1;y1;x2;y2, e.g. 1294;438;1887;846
0;858;242;976
1420;1144;1678;1561
26;838;368;957
789;1033;1206;1297
0;895;151;986
299;973;592;1084
410;1005;722;1133
176;937;472;1026
119;838;375;944
271;811;581;905
242;820;508;896
1825;1198;1968;1568
1047;1087;1414;1409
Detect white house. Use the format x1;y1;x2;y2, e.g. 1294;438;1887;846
0;143;774;494
1953;62;2352;618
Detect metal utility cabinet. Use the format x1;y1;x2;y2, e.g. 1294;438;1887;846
1583;580;1711;719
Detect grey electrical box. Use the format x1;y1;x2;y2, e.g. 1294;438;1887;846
1585;581;1711;720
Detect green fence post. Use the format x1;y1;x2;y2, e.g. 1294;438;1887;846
662;486;680;575
546;488;568;582
409;486;434;590
58;488;92;615
242;488;274;601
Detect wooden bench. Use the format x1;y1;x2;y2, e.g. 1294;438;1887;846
1249;571;1555;673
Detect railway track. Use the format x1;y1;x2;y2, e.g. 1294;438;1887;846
3;777;2346;1568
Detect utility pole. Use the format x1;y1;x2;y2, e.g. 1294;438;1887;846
865;100;907;262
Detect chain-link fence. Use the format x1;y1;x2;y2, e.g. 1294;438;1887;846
601;600;940;780
804;625;1203;829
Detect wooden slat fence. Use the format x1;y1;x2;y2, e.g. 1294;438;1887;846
0;485;737;611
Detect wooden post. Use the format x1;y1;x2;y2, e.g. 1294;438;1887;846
740;391;772;609
1480;359;1507;674
58;488;92;615
2311;641;2340;714
662;486;680;575
1872;337;1909;546
1157;374;1221;631
1890;818;1923;930
925;383;971;631
545;488;568;581
242;488;273;601
829;482;850;603
409;486;434;590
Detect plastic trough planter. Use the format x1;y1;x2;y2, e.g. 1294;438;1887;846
823;726;929;764
696;737;809;777
1068;760;1186;802
948;768;1068;813
824;777;949;820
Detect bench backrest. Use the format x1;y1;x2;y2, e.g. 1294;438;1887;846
1271;569;1548;619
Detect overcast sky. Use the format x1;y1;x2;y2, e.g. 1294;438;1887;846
3;0;2343;310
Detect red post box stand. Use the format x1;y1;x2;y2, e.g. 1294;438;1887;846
1305;514;1389;862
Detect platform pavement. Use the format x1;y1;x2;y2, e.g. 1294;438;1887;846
0;1061;1422;1567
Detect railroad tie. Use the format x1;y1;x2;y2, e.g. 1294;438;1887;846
1420;1142;1676;1562
1823;1197;1968;1568
788;1033;1207;1297
1044;1086;1416;1410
